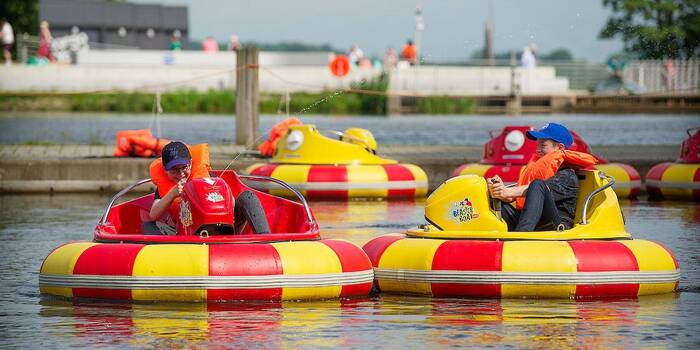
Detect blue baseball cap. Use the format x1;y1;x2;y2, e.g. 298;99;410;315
162;141;191;170
526;123;574;148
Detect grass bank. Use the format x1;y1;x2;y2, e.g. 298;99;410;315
0;75;477;115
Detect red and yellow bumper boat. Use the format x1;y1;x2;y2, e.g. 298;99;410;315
246;125;428;200
40;171;373;302
363;171;679;299
646;127;700;201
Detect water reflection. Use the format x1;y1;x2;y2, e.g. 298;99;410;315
310;200;424;245
37;293;684;349
3;195;700;348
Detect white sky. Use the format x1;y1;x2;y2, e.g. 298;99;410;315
131;0;625;62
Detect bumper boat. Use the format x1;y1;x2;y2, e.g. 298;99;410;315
39;171;373;302
363;170;679;299
451;126;641;199
245;125;428;200
646;127;700;201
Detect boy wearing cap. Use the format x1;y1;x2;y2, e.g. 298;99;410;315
487;123;597;232
145;141;270;235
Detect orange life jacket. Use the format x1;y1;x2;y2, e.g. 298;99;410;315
149;144;211;220
515;150;597;209
114;129;170;157
258;117;303;157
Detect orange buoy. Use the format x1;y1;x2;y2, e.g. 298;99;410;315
329;55;350;77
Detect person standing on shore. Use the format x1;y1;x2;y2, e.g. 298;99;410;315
202;36;219;53
401;39;416;66
227;34;241;51
521;44;536;68
169;30;182;50
383;47;397;70
37;21;56;62
0;18;14;65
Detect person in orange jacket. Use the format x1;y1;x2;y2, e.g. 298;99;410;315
487;123;597;232
400;39;416;65
145;141;270;235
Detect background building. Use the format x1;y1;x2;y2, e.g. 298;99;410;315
39;0;188;50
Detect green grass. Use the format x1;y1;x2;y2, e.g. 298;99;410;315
0;82;477;115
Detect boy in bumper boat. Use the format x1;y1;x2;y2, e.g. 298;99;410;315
144;141;270;235
487;123;597;232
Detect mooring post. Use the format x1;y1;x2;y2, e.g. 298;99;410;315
235;47;260;146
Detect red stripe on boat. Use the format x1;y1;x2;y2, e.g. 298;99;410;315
568;241;640;298
431;240;504;297
645;162;673;199
320;239;373;297
383;164;415;198
306;165;348;199
72;244;145;300
249;164;278;177
362;235;404;267
208;244;283;301
693;166;700;201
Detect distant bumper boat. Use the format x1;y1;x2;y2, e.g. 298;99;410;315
646;127;700;201
451;126;641;199
40;171;373;302
246;125;428;200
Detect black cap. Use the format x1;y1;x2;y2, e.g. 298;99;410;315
162;141;191;170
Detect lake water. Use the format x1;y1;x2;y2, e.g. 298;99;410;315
1;194;699;349
1;113;698;146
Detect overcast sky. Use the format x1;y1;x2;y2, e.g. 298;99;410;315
131;0;625;62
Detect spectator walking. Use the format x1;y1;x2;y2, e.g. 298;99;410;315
0;18;14;65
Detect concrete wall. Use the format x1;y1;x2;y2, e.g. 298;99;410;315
0;65;382;93
75;50;334;67
389;66;570;96
0;50;573;95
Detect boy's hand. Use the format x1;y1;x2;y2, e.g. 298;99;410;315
176;179;185;196
487;175;505;200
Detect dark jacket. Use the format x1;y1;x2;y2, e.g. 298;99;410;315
544;167;579;228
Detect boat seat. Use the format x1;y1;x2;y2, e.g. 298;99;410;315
572;169;623;228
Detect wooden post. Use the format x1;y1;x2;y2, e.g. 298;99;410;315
235;47;259;146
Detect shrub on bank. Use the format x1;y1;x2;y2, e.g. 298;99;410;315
0;85;476;115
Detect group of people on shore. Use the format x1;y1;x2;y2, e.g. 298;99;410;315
0;18;57;65
346;39;418;71
171;33;241;53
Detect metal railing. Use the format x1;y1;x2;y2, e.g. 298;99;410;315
99;176;317;231
100;178;152;224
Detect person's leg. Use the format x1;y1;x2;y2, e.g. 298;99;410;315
499;201;521;231
234;190;271;234
514;179;562;232
142;221;164;235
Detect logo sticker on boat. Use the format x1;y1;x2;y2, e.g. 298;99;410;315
180;200;193;227
206;192;224;203
450;197;479;223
